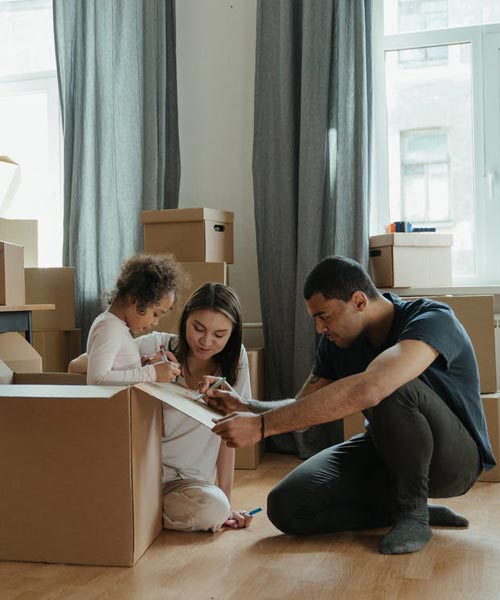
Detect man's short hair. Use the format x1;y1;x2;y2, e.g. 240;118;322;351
303;256;378;302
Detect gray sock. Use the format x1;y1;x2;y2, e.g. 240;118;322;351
428;504;469;528
379;510;432;555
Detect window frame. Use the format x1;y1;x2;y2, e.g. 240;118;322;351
372;1;500;284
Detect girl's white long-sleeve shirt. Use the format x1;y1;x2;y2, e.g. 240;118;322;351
86;311;158;385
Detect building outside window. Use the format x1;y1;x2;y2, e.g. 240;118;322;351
373;0;500;282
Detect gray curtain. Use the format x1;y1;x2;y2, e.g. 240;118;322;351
53;0;180;344
253;0;372;458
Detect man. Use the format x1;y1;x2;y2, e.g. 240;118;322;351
201;256;495;555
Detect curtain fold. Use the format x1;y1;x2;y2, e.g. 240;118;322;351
253;0;372;458
53;0;180;344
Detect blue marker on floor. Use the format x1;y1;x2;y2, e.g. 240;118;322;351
248;507;263;516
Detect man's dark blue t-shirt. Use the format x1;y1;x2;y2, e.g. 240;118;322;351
312;293;495;470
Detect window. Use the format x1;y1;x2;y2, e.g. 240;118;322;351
372;0;500;282
400;129;450;223
0;0;63;266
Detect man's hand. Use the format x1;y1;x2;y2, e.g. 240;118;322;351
199;376;250;414
212;412;262;447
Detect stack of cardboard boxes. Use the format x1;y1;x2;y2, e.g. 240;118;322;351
26;267;81;372
141;207;265;469
343;233;500;482
0;224;42;376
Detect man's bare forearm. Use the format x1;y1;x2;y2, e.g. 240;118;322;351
245;398;295;413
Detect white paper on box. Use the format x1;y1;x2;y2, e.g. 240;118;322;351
135;382;222;429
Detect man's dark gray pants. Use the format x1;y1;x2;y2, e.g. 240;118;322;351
267;379;482;535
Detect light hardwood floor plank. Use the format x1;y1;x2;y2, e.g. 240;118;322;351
2;454;500;599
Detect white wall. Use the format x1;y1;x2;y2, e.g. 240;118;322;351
175;0;262;343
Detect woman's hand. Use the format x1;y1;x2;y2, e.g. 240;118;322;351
198;376;250;414
224;509;253;529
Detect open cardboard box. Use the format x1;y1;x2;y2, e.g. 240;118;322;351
0;380;230;567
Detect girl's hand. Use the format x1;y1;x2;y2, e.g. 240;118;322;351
224;509;253;529
154;361;181;383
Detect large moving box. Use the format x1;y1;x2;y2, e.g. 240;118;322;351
142;207;234;263
32;329;82;372
235;348;266;469
25;267;76;331
370;233;453;288
0;332;42;372
0;241;25;305
406;295;496;393
0;384;163;566
155;262;227;334
0;218;38;267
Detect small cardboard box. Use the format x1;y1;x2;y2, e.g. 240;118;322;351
479;393;500;483
0;241;25;305
0;384;163;566
142;207;234;263
0;332;42;372
25;267;76;331
370;233;453;288
0;218;37;267
406;295;496;394
155;262;227;333
32;329;82;372
235;348;266;469
343;411;365;441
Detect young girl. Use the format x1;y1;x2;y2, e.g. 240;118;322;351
75;265;253;532
86;253;185;385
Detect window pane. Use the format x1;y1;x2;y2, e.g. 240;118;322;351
0;0;55;77
0;86;63;266
385;0;500;34
385;42;474;277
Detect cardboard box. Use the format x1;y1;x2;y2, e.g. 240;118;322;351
370;233;453;288
235;348;266;469
0;218;38;267
0;241;25;305
0;332;42;372
406;295;496;394
479;393;500;483
32;329;82;372
343;411;365;441
142;207;234;263
155;262;227;333
0;359;13;383
0;384;163;566
13;371;86;385
25;267;76;331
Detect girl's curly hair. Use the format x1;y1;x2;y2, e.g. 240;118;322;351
107;253;188;314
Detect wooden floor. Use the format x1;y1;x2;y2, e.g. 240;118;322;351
2;453;500;599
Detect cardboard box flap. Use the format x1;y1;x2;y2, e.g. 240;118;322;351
0;383;126;398
370;233;453;248
141;207;234;225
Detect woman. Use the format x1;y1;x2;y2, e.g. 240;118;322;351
71;278;253;532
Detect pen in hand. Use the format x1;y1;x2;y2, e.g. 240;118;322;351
195;376;226;402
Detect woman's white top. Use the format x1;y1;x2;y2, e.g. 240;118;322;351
86;312;251;485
